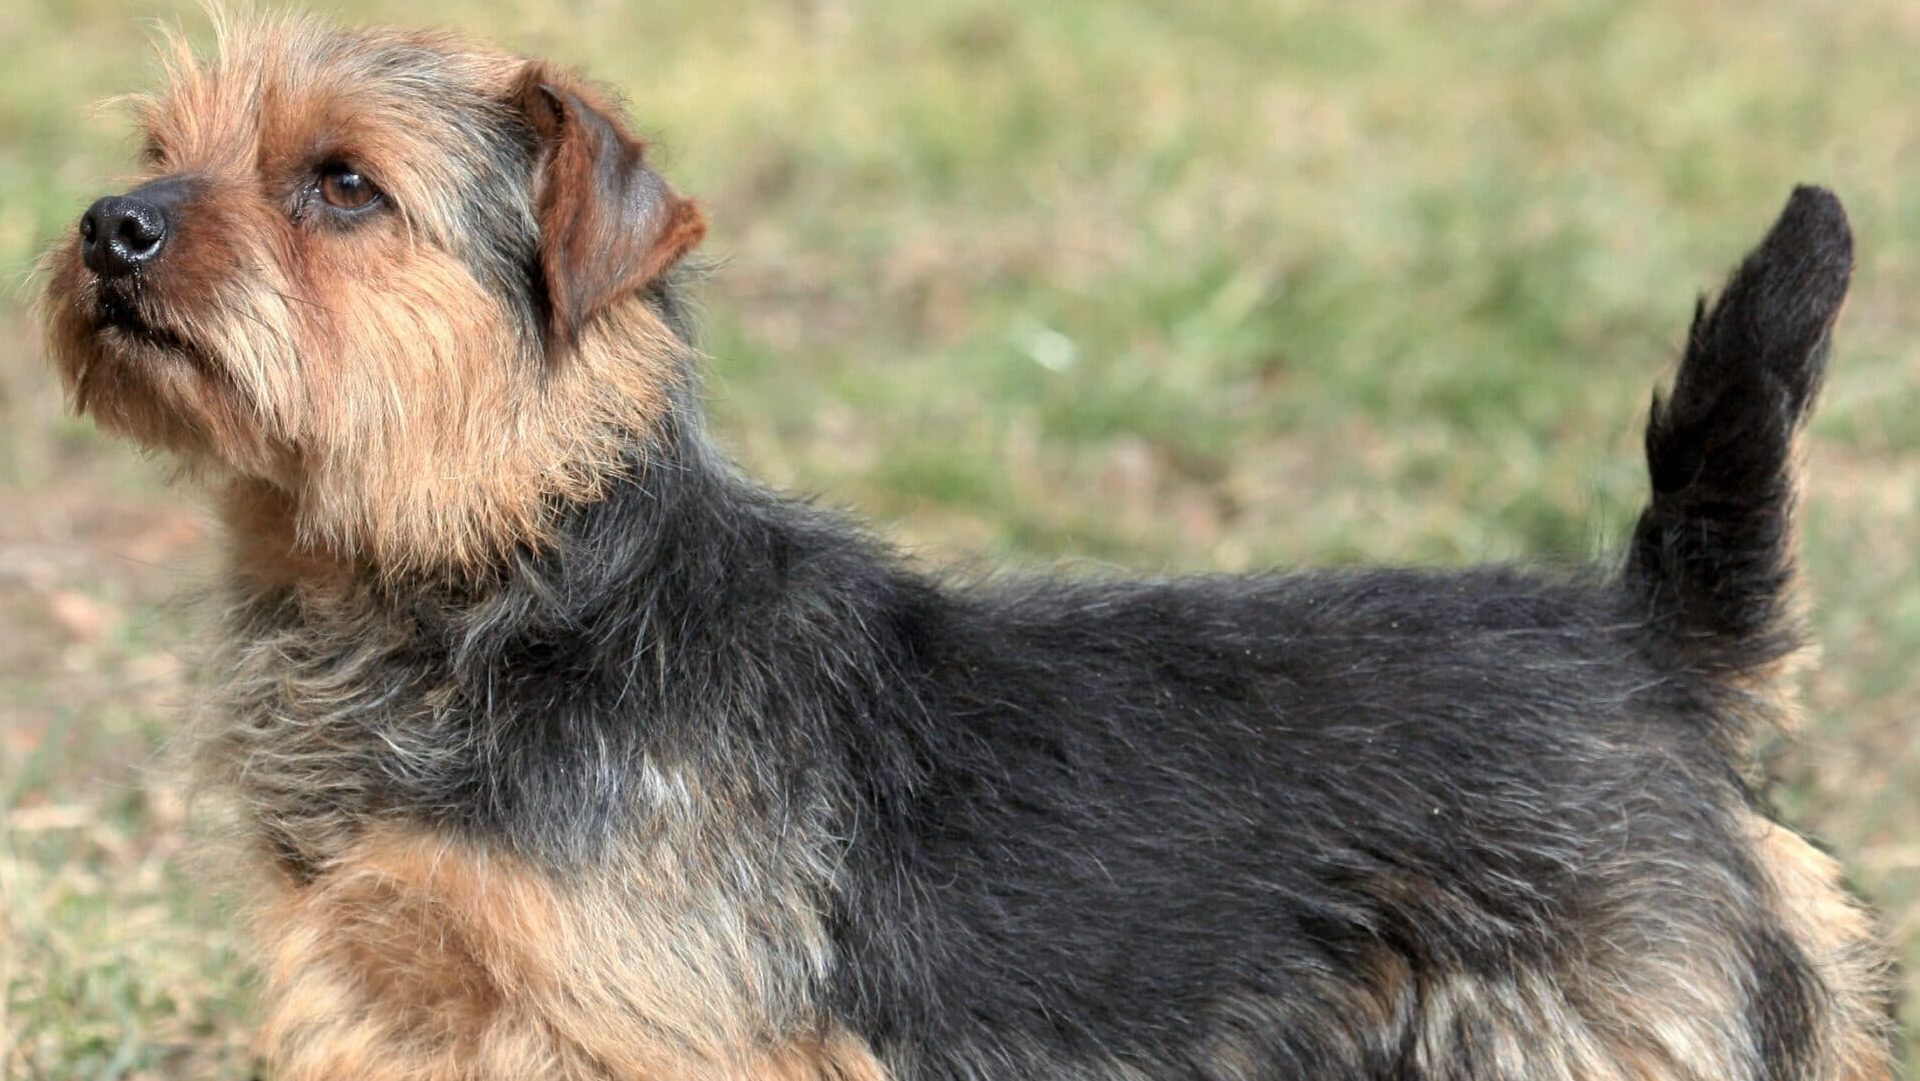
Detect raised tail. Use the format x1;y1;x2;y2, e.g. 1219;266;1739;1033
1627;185;1853;674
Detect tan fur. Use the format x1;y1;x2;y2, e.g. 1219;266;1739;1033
253;824;887;1081
1746;814;1897;1081
38;13;692;576
219;478;357;592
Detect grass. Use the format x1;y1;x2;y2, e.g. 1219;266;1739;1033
3;0;1916;1075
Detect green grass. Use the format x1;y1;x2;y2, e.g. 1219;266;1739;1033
4;0;1917;1075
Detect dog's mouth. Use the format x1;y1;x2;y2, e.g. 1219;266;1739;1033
68;285;223;419
94;289;196;356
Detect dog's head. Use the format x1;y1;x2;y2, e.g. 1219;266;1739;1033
39;15;706;573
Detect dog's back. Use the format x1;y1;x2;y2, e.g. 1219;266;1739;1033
815;188;1893;1080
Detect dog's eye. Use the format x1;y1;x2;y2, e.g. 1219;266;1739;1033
317;164;380;211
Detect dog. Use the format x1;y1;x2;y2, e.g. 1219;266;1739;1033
38;13;1897;1081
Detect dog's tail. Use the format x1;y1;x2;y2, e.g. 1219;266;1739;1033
1626;186;1852;675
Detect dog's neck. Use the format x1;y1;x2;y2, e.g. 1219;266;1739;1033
217;284;727;597
214;382;868;629
203;386;922;874
219;479;360;594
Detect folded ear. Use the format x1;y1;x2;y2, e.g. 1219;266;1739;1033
513;65;707;354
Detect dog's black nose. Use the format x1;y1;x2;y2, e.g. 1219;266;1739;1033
80;195;170;278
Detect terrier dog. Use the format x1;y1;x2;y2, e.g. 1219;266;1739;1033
39;14;1897;1081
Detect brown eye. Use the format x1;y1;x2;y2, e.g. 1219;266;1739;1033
318;163;379;210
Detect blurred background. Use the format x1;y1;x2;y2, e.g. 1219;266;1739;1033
3;0;1916;1074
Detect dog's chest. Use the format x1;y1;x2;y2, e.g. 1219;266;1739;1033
201;594;475;869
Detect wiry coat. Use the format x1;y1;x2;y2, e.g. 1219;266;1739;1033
38;17;1894;1081
205;194;1889;1081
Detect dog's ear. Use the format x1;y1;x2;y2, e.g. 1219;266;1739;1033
513;66;706;354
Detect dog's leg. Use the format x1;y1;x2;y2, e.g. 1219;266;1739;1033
249;852;606;1081
248;826;892;1081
